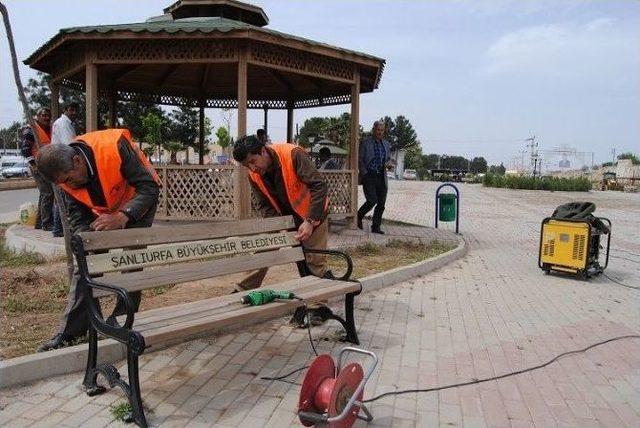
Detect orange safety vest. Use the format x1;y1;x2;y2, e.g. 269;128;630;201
60;128;161;216
248;144;329;222
32;122;51;157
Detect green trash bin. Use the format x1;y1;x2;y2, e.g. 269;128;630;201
438;193;457;222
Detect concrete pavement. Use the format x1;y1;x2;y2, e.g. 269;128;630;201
1;182;639;427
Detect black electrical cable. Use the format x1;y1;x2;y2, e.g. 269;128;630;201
292;296;319;357
259;295;317;383
602;273;640;290
362;335;640;403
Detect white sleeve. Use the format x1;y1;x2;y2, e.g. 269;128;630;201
52;118;77;145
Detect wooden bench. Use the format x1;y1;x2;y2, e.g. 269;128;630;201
71;215;360;427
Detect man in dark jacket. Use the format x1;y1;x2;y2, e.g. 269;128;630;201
357;120;391;234
35;129;160;351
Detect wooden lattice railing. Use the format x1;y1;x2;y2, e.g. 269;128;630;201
156;166;356;221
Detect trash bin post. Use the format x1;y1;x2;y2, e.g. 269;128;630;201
435;183;460;234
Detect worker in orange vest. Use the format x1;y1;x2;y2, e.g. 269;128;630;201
35;128;161;351
20;107;54;230
233;135;333;327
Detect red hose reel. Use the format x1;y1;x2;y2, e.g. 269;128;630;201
298;347;378;427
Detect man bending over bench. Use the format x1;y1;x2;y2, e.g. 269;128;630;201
36;129;161;351
233;135;332;327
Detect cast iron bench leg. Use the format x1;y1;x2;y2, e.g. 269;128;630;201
83;325;106;395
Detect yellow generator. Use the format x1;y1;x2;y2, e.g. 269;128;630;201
538;203;611;279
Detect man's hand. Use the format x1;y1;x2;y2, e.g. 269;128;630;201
295;221;314;242
90;212;129;231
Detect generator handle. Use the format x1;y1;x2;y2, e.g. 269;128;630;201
598;217;611;270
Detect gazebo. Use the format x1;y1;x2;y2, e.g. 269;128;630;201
24;0;385;222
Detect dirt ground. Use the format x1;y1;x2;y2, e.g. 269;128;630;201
0;232;452;359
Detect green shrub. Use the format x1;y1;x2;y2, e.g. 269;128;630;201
482;173;590;191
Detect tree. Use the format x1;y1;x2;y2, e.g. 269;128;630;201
23;72;91;133
297;113;361;148
141;112;166;163
216;126;231;153
617;152;640;165
297;117;326;147
404;144;423;170
389;116;418;152
489;163;506;175
423;153;440;170
0;121;22;151
441;155;468;170
469;157;488;174
119;101;164;143
167;106;198;164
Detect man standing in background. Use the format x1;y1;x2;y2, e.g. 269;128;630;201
357;120;391;234
20;107;53;230
50;102;79;237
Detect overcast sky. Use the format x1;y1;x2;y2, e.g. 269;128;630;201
1;0;638;166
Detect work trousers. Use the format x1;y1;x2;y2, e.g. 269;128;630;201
237;219;328;291
357;172;388;230
57;271;141;338
32;167;54;229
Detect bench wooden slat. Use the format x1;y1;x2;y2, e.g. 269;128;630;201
79;216;296;251
143;280;361;347
94;247;305;297
129;276;325;327
86;231;300;274
130;277;332;333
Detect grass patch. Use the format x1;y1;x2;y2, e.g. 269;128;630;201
109;401;132;422
331;239;454;279
483;173;591;191
0;225;46;267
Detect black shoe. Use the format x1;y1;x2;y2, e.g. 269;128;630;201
322;270;335;280
42;225;53;232
290;306;309;328
105;315;120;328
357;217;363;230
52;231;64;238
309;306;333;326
37;334;75;352
371;227;385;234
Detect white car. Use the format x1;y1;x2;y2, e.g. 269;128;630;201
1;160;31;178
402;169;418;180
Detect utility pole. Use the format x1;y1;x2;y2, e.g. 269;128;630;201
526;136;539;177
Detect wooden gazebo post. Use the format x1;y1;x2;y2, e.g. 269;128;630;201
198;101;205;165
349;65;360;228
49;82;60;119
85;53;98;132
286;100;294;143
108;89;117;128
235;45;251;218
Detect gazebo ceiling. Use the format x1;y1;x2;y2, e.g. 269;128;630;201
24;0;385;109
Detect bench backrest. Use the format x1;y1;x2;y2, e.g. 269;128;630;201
73;216;303;295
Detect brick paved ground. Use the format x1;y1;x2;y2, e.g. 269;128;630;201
2;182;639;427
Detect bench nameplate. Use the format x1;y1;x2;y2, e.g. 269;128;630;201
86;231;299;274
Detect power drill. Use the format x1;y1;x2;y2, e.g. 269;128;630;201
240;289;296;306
